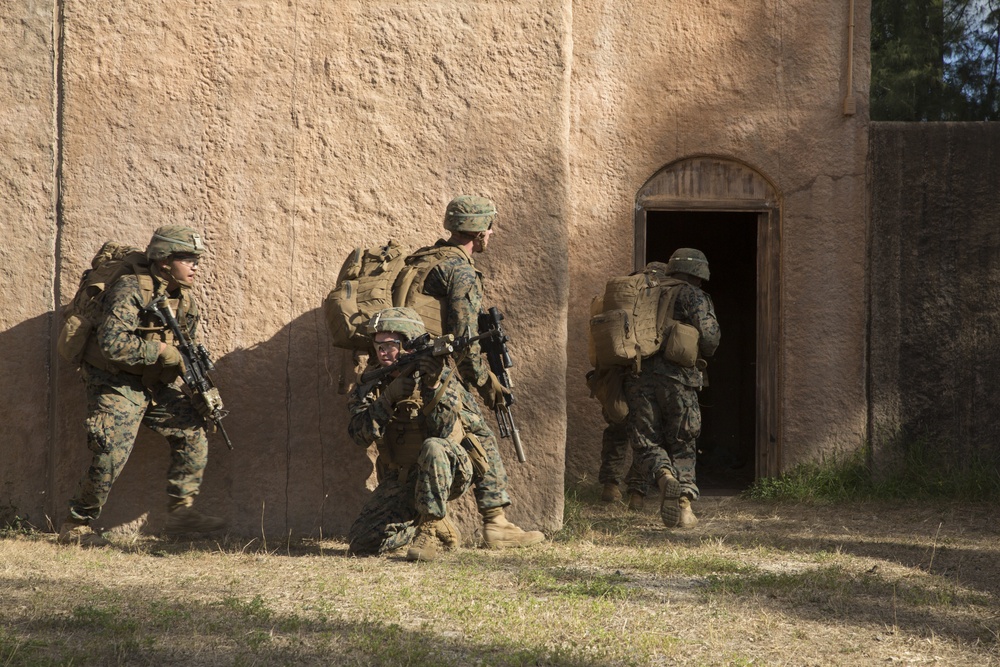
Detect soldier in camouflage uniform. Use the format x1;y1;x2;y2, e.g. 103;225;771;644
393;195;544;548
625;249;720;529
57;226;227;547
348;307;498;561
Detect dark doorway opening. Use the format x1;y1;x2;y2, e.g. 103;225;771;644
645;210;758;494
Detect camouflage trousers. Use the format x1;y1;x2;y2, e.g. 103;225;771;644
460;383;512;511
597;417;648;496
348;437;473;555
623;371;702;500
68;369;208;523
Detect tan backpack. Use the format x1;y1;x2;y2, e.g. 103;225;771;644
589;271;698;370
391;245;469;337
57;242;154;365
324;240;408;351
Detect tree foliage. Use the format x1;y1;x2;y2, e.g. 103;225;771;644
872;0;1000;120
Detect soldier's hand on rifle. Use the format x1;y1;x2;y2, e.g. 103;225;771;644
384;374;417;405
417;354;445;388
477;370;510;409
159;344;184;368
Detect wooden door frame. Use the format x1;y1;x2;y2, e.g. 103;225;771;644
633;156;782;479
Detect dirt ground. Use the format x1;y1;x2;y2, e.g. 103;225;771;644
1;493;998;666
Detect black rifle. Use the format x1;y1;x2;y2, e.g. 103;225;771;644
478;307;526;463
359;330;496;385
146;295;234;450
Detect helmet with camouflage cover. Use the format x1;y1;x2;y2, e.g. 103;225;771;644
665;248;710;281
644;261;671;281
366;307;426;342
444;195;496;233
146;225;206;261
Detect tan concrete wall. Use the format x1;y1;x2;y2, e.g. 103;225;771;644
3;0;872;534
0;0;56;525
6;1;570;537
567;0;872;482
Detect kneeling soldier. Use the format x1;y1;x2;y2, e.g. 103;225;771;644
347;307;542;560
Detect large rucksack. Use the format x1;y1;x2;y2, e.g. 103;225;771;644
391;245;468;337
589;270;698;370
324;240;408;351
57;242;154;365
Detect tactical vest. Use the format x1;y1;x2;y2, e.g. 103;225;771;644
376;373;466;482
392;245;474;337
82;282;196;376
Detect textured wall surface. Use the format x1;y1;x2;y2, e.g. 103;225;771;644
0;0;56;524
4;0;873;535
5;1;569;537
567;0;872;482
868;123;1000;467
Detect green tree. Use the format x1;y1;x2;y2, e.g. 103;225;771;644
872;0;999;120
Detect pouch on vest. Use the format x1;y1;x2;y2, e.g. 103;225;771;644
585;366;628;423
324;240;407;351
663;322;700;367
58;242;152;365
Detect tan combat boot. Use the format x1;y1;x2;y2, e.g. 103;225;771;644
657;469;682;528
57;519;110;547
601;483;623;502
481;508;545;549
677;496;698;528
406;516;444;562
627;492;645;512
438;514;461;550
164;506;227;535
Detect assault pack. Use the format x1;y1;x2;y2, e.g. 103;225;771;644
57;242;154;365
588;269;699;371
324;240;464;350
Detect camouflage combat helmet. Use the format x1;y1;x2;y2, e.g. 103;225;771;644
444;195;496;233
366;307;427;342
146;225;206;261
665;248;710;281
644;261;671;280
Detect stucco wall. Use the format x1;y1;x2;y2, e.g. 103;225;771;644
567;0;872;482
4;1;569;537
868;123;1000;467
3;0;874;535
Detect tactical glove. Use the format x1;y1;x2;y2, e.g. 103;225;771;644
476;370;510;409
384;374;417;404
159;345;184;368
417;354;445;388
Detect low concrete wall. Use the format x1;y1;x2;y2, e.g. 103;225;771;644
868;122;1000;468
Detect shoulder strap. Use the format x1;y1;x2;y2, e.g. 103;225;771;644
654;280;687;341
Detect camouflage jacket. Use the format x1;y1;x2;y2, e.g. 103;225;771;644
84;273;199;404
414;240;488;389
660;283;720;387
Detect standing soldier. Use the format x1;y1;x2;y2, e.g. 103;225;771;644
57;226;227;546
347;308;480;561
394;195;544;548
625;248;720;529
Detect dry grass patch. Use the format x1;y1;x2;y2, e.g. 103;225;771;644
1;488;999;666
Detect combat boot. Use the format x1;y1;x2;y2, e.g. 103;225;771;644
627;492;645;512
657;469;682;528
438;514;461;550
481;508;545;549
164;506;227;535
677;496;698;528
406;516;444;562
57;519;110;547
601;483;622;502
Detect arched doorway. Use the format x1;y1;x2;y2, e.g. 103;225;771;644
634;156;781;491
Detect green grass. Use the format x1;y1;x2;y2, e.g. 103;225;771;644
746;441;1000;502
